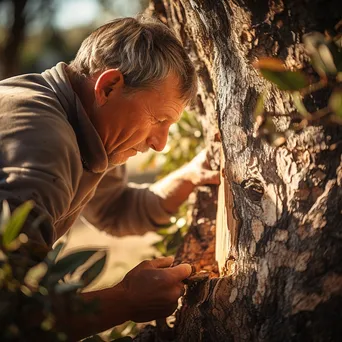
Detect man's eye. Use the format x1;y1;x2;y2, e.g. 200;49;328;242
152;116;166;124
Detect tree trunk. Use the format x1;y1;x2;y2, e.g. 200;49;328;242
0;0;28;79
138;1;342;341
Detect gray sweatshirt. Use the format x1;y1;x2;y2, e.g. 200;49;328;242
0;62;171;248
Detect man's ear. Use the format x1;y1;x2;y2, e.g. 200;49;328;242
94;69;124;106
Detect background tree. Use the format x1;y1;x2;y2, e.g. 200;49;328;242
135;1;342;341
0;0;148;79
0;0;55;78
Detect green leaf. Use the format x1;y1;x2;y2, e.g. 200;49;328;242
54;281;84;294
254;57;285;71
254;57;307;91
45;242;65;265
108;328;124;339
156;225;178;236
154;221;174;229
2;201;34;248
156;228;171;236
292;92;311;118
0;200;11;234
303;32;338;76
260;70;307;91
80;253;107;287
44;250;98;286
329;91;342;117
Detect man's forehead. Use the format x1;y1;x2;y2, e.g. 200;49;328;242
157;73;182;94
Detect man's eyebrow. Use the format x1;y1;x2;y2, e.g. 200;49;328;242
166;113;181;122
157;111;179;123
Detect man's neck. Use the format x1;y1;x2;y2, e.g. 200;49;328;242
66;66;95;119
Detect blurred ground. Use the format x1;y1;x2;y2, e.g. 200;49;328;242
60;152;162;291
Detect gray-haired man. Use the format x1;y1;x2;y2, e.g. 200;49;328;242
0;17;219;339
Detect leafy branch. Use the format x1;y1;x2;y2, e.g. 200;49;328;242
0;201;108;341
253;30;342;147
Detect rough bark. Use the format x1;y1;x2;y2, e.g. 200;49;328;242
137;1;342;341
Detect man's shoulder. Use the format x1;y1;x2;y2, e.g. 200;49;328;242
0;72;71;133
0;73;63;112
0;72;51;95
0;72;78;153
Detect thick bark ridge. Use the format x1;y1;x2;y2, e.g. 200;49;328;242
138;1;342;341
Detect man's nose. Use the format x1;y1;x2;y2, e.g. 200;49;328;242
147;127;169;152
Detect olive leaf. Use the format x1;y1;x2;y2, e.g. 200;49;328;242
80;252;107;287
46;242;65;264
54;281;84;294
292;92;311;118
329;90;342;117
2;201;34;248
303;32;339;76
254;58;307;91
0;200;11;234
42;250;98;286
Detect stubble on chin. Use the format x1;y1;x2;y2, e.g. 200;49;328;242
107;151;131;166
107;155;127;166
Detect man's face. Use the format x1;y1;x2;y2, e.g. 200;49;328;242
91;73;185;166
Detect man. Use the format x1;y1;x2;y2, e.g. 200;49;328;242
0;16;219;339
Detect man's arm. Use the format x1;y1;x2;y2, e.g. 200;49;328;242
57;257;192;341
81;165;171;236
82;150;219;236
150;149;220;214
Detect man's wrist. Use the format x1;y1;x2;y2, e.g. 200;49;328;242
58;284;131;341
158;178;195;214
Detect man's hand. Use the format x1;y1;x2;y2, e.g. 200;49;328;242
65;257;191;341
176;148;220;186
118;256;191;322
151;149;220;214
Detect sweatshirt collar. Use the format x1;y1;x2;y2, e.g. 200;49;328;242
41;62;108;173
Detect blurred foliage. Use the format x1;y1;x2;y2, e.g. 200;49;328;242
0;0;148;79
253;27;342;147
0;0;56;78
108;321;139;341
0;200;110;341
142;110;204;257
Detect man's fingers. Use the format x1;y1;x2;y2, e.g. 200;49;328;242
168;263;192;281
150;256;175;268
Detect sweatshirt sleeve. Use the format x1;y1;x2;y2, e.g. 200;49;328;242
81;165;172;236
0;85;82;248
